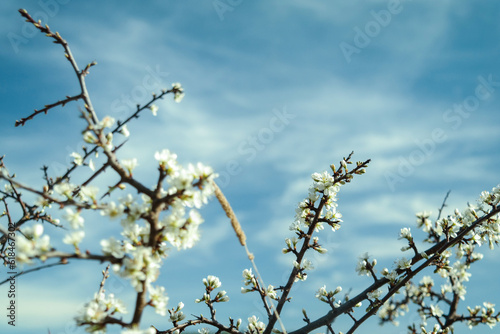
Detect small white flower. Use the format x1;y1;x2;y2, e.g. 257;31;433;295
32;224;44;238
430;304;444;317
70;152;83;165
101;237;126;258
395;257;412;270
83;131;97;144
4;183;13;194
247;315;265;333
101;201;124;219
120;124;130;137
103;132;114;151
420;276;434;286
63;208;84;229
54;182;75;198
301;259;314;270
155;149;178;172
172;83;185;103
35;196;51;209
79;185;99;202
99;116;115;128
265;285;277;299
399;227;412;240
150;104;159;116
149;285;169;316
169;302;186;322
382;268;398;283
367;289;382;299
356;253;374;276
121;158;138;174
88;159;96;171
215;290;229;302
174;92;185;103
63;231;85;247
242;268;256;286
315;285;328;300
203;275;222;289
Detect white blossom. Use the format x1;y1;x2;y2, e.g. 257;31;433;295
63;208;84;229
99;116;115;128
79;185;99;202
149;284;169;316
416;211;433;233
172;83;185;103
89;159;96;171
101;237;127;258
16;224;52;265
367;289;382;300
75;292;127;331
395;257;412;270
83;131;97;144
121;158;138;174
120;124;130;137
70;152;83;165
63;231;85;247
247;315;265;334
169;302;186;322
430;304;444;317
100;201;125;219
242;268;256;287
54;182;76;199
399;227;412;240
265;285;277;299
203;275;222;289
149;104;159;116
114;247;160;292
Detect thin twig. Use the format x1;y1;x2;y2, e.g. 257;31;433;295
0;261;67;285
437;190;451;221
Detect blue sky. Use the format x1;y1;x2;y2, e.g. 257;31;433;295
1;1;499;333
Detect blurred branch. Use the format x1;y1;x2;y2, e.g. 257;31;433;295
0;260;67;285
15;94;83;127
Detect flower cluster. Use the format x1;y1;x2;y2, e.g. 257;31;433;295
284;159;370;287
168;302;186;323
467;302;498;329
16;224;52;265
195;275;229;304
171;82;185;103
315;285;343;307
240;268;277;300
355;253;377;277
378;184;500;331
291;170;342;233
419;185;500;250
149;285;169;316
75;291;127;332
247;315;265;334
94;149;216;295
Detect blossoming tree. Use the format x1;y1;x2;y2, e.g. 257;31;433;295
1;9;499;334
